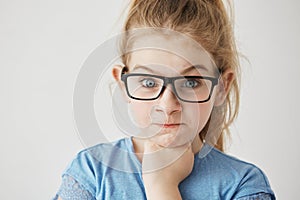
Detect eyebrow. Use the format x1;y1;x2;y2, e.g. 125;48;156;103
131;64;208;74
131;65;154;73
181;65;209;74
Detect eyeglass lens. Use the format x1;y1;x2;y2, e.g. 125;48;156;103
126;75;212;102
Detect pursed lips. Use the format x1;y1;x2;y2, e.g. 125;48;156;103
152;123;183;128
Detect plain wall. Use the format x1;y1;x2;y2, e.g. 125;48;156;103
1;0;299;199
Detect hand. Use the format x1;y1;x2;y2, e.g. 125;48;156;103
142;135;194;199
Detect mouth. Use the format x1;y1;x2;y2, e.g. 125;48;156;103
153;123;183;128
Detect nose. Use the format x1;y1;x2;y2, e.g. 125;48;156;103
155;85;182;115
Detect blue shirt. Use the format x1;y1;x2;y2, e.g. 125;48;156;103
54;137;275;200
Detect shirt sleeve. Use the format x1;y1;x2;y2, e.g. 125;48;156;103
233;165;276;200
61;148;101;196
235;192;273;200
55;174;96;200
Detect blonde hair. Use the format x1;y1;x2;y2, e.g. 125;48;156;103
120;0;240;152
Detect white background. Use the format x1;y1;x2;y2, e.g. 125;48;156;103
1;0;299;199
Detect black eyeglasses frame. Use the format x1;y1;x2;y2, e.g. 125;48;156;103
120;67;220;103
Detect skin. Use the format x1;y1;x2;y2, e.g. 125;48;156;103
112;37;235;199
117;49;217;152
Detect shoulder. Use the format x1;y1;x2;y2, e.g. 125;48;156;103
66;137;129;172
61;137;131;195
196;144;276;199
76;137;130;159
209;147;271;183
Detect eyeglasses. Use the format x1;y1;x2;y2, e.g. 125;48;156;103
121;68;220;103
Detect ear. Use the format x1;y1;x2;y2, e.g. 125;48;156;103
214;68;235;107
112;64;131;102
112;64;123;82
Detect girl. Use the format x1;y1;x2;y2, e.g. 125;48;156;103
54;0;275;199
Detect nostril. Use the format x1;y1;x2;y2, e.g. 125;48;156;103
153;98;182;115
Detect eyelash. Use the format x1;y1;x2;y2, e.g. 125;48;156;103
182;79;202;88
139;78;159;87
139;78;203;88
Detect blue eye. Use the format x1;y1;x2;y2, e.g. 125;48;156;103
183;80;198;88
141;78;156;88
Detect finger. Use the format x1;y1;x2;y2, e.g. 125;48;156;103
143;139;163;154
167;141;192;151
149;133;176;147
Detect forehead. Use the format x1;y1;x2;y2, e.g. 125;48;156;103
128;49;216;75
126;33;217;75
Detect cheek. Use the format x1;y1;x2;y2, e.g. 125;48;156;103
128;101;153;128
183;102;214;133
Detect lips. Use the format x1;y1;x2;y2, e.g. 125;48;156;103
153;123;183;128
162;124;181;128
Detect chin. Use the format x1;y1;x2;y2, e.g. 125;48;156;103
169;135;193;147
164;130;197;148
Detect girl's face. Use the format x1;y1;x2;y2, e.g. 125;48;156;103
114;35;226;148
